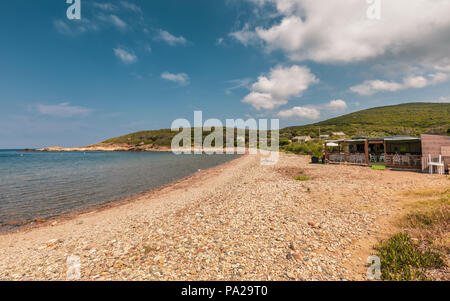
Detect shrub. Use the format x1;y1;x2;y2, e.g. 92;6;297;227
375;233;445;281
293;176;311;181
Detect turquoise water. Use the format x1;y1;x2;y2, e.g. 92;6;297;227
0;150;239;232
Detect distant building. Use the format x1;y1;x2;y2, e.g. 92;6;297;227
292;136;312;143
331;132;346;137
319;134;330;140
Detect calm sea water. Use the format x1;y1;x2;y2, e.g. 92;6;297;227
0;150;239;232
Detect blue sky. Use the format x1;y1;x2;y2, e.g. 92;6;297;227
1;0;449;148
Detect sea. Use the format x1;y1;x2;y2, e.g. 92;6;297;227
0;150;240;233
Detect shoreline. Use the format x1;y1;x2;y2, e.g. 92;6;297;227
26;145;252;153
0;154;246;236
1;152;448;281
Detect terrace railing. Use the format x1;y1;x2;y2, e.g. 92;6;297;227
327;153;422;169
385;154;421;169
327;153;367;165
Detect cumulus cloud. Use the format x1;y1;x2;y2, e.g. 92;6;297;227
242;65;318;110
277;106;320;120
161;72;190;85
276;99;348;120
229;24;259;46
113;47;137;64
156;30;188;46
325;99;348;112
35;103;92;118
239;0;450;68
350;72;450;95
243;92;287;110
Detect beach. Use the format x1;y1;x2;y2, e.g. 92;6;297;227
0;152;448;281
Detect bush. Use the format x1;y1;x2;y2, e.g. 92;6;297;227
375;233;445;281
293;176;311;181
279;138;291;146
282;140;323;158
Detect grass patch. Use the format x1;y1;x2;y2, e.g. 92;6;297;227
374;189;449;281
293;176;311;181
371;165;386;170
400;190;449;253
403;207;449;229
403;189;443;198
375;233;445;281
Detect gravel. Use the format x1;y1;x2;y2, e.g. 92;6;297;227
0;152;448;281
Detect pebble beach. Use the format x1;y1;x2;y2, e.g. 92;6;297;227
0;152;448;281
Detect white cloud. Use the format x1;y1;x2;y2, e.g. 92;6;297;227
229;24;258;46
156;30;188;46
242;65;318;110
253;65;318;99
113;47;137;64
226;78;252;95
53;19;99;35
109;14;127;30
36;103;92;118
438;96;450;103
96;14;128;31
93;1;142;13
240;0;450;67
350;72;450;95
277;106;320;120
161;72;190;85
216;38;224;46
325;99;348;112
242;92;287;110
277;99;348;120
55;2;140;35
92;2;116;11
119;1;142;13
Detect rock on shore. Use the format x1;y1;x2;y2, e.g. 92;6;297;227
34;143;171;152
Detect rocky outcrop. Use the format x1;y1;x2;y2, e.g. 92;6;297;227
34;143;172;152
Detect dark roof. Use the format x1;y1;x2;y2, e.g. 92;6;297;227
326;136;421;143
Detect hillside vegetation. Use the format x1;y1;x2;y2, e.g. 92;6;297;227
281;103;450;139
103;128;271;147
102;103;449;149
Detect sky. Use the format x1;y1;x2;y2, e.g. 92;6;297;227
1;0;450;148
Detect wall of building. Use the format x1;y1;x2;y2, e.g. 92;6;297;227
421;134;450;171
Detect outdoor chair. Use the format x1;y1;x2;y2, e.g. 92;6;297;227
428;154;444;175
401;155;410;166
393;154;401;166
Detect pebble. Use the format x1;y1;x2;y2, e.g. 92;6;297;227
1;153;448;281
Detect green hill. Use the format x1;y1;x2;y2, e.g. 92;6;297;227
281;103;450;139
102;103;449;147
102;128;267;147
